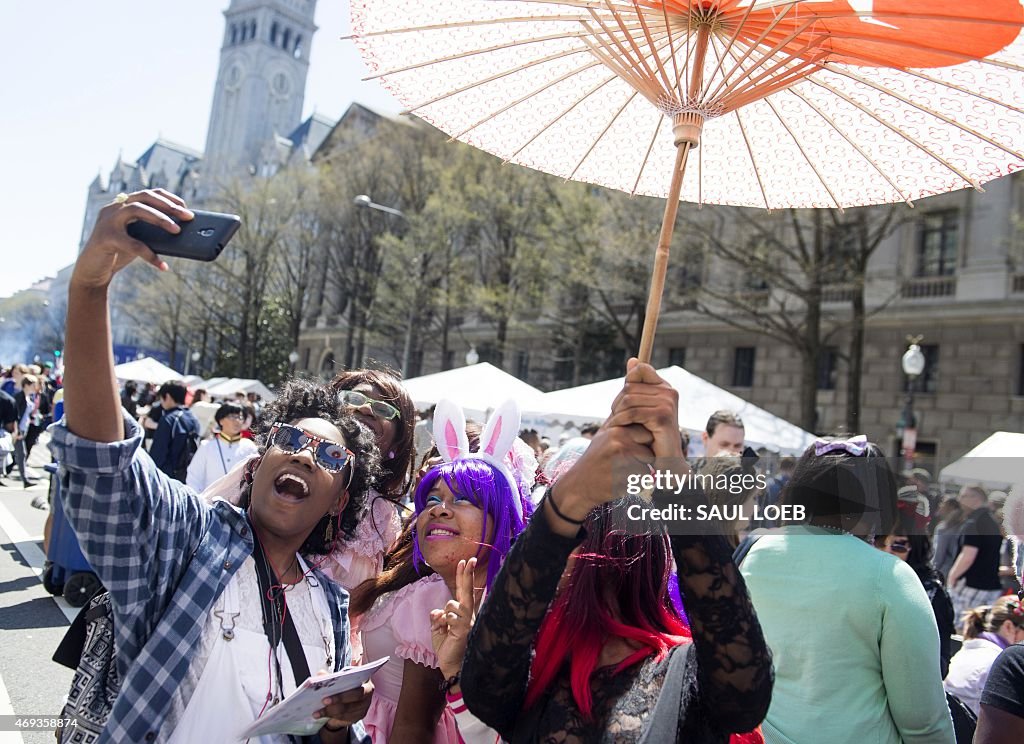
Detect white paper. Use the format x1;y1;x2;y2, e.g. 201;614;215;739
237;657;389;740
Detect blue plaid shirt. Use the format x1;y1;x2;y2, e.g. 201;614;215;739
50;412;368;743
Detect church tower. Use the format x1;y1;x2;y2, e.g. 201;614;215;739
203;0;318;184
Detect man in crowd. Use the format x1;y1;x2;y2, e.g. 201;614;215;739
702;410;745;457
947;485;1005;619
12;374;40;488
0;387;16;486
148;380;200;482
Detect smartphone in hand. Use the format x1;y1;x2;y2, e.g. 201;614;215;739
127;209;241;261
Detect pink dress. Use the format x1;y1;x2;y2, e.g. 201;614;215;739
359;573;461;743
320;493;402;592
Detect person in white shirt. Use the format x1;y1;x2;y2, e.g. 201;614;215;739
187;403;259;493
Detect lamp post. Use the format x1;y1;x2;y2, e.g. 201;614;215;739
466;346;480;366
354;195;417;374
184;349;201;377
899;336;926;471
288;350;300;375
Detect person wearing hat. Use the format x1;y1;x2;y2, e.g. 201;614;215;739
903;467;939;520
185;403;258;493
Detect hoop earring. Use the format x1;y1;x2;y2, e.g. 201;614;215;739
243;455;262;485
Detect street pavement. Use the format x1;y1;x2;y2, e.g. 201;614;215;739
0;434;75;744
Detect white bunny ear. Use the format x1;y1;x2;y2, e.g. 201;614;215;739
432;399;469;463
479;399;521;462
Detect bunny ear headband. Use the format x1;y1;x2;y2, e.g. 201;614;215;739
432;398;524;520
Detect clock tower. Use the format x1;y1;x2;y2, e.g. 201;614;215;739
203;0;318;185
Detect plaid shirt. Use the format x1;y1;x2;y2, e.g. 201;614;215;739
51;412;368;744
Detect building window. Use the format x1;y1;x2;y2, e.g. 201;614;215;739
916;210;959;277
230;25;238;44
271;22;279;44
817;347;838;390
302;347;311;370
911;344;940;394
668;347;686;368
1019;345;1024;397
282;28;291;50
294;35;303;59
250;21;257;40
516;350;530;380
444;350;455;371
732;347;755;388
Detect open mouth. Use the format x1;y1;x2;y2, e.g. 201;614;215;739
425;525;460;539
274;473;310;502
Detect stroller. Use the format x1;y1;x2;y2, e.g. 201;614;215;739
41;463;103;608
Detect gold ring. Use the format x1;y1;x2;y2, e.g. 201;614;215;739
114;192;129;204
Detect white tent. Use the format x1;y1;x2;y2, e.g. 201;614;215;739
939;431;1024;489
402;363;545;417
524;366;815;454
205;378;276;401
113;357;182;385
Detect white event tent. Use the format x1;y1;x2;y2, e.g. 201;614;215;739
523;366;815;454
402;363;545;418
113;357;182;385
205;378;276;401
939;431;1024;489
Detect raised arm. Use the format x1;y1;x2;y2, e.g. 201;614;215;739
669;527;773;734
64;189;189;442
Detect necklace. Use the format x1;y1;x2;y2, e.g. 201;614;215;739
304;572;334;669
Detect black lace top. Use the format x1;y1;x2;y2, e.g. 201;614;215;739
461;494;774;744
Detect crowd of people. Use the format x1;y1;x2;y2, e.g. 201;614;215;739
0;361;62;488
19;189;1024;743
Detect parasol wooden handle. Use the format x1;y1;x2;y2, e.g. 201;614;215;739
637;140;690;364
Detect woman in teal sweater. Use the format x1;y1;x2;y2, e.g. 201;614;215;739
740;437;954;744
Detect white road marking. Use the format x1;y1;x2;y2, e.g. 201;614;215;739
0;502;78;623
0;671;25;743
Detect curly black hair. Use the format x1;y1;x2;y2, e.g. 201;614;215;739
242;378;383;555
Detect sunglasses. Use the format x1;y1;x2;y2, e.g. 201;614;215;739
268;422;355;475
887;541;910;554
340;390;401;421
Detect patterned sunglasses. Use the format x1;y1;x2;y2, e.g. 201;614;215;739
268;422;355;474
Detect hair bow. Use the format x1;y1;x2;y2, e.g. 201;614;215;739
813;435;868;457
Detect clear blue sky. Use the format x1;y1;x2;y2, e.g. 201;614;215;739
0;0;400;298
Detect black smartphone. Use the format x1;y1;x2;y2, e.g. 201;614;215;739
126;209;241;261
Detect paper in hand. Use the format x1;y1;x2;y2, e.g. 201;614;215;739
238;656;388;739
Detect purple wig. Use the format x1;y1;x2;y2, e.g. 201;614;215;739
412;457;532;590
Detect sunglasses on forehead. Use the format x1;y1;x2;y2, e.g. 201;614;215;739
268;422;355;475
340;390;401;421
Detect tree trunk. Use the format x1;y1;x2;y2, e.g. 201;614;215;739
846;279;866;432
799;349;819;433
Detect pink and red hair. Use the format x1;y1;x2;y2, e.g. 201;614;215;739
523;498;691;719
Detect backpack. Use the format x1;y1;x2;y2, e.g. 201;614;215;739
945;691;977;744
53;592;119;743
169;409;201;483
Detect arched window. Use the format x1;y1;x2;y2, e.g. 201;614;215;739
230;25;238;44
282;28;291;50
271;22;279;45
250;20;257;40
293;35;303;59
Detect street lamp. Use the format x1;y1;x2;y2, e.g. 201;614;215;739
353;194;405;219
289;350;300;375
184;348;202;376
899;336;926;470
355;194;421;374
466;346;480;366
